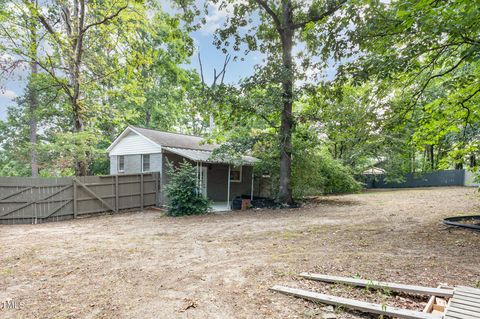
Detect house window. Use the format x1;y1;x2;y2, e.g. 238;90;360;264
230;166;242;182
118;156;125;172
142;154;150;172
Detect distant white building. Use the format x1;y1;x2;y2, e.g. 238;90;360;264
362;167;386;175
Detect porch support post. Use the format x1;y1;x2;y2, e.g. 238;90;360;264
196;161;199;190
251;167;254;201
200;161;203;197
227;164;231;209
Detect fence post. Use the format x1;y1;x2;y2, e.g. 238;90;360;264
115;175;119;213
73;178;77;219
140;174;144;211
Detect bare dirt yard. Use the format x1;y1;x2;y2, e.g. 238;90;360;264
1;187;480;318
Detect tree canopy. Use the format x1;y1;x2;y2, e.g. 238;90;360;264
0;0;478;200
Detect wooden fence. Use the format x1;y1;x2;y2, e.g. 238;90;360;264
0;173;160;225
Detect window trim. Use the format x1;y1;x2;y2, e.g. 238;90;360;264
118;155;125;173
142;154;150;172
230;165;242;183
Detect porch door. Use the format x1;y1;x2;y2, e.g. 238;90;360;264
200;166;208;197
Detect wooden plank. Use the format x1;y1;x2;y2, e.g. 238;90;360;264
271;285;441;319
0;187;33;201
73;178;115;213
44;200;72;219
449;301;480;313
435;298;447;307
75;191;156;201
444;310;479;319
456;286;480;296
0;185;72;217
115;175;119;213
449;297;480;308
455;287;480;296
73;180;78;218
299;273;454;298
455;291;480;301
423;295;436;313
445;305;480;318
154;172;159;207
432;304;445;312
453;293;480;303
140;174;144;211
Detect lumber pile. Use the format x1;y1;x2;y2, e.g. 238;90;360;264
271;273;480;319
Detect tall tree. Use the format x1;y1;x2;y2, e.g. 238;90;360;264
1;0;194;176
178;0;367;203
27;0;39;176
28;0;130;175
0;0;40;176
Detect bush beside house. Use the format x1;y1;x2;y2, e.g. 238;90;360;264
164;161;211;216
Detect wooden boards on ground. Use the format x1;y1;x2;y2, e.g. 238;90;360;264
271;285;442;319
444;286;480;319
299;273;454;298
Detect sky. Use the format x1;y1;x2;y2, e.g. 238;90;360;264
0;2;338;120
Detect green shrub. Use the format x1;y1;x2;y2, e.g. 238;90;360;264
292;148;361;198
164;160;211;216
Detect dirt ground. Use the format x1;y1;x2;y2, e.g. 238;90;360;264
1;187;479;319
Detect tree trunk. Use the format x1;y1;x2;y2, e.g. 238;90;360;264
470;153;476;167
410;147;416;173
72;0;88;176
428;144;435;170
29;63;39;177
277;6;294;204
28;1;39;177
70;61;86;175
72;98;87;176
145;108;151;127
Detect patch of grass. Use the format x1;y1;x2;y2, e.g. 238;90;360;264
87;247;98;253
0;268;14;276
151;232;176;241
272;268;295;277
334;304;345;314
280;230;303;240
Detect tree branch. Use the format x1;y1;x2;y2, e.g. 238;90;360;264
254;0;282;30
82;3;129;33
220;54;231;85
292;0;347;29
198;52;205;92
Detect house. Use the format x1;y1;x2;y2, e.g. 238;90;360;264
106;126;259;211
362;167;386;175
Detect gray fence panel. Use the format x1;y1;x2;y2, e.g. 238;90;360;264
0;172;160;225
364;169;466;188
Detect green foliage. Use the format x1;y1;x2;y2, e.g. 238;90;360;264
164;161;211;217
292;147;361;198
1;0;478;191
0;0;196;176
339;0;480;175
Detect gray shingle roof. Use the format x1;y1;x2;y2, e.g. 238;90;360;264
163;147;258;165
130;126;218;151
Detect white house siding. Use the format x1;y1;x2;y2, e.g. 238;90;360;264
109;131;161;156
110;155;117;175
110;153;162;175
